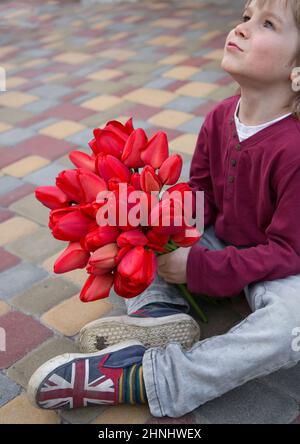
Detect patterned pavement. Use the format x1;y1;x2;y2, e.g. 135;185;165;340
0;0;299;424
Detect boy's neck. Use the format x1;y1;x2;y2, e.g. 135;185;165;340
238;86;293;126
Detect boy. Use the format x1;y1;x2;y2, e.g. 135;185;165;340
28;0;300;417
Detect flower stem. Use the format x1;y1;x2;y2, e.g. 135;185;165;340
177;283;208;323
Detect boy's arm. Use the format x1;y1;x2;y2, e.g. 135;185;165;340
186;161;300;297
188;119;218;228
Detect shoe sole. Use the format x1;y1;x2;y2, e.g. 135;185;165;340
27;339;144;409
78;313;201;352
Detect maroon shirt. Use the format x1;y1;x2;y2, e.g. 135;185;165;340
187;95;300;297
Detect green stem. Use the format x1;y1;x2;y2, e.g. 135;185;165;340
177;283;208;324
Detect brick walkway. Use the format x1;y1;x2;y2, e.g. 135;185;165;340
0;0;299;424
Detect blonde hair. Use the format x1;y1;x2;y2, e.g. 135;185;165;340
235;0;300;120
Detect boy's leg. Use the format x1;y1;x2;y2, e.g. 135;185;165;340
78;226;224;352
124;225;227;315
143;274;300;417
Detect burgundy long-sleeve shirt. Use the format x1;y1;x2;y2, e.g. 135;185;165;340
187;94;300;297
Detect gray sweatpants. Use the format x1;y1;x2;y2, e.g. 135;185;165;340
125;225;300;418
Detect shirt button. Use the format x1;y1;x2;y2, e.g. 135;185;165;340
235;143;241;151
228;176;235;183
231;159;237;167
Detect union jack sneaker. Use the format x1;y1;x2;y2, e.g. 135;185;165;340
78;303;201;353
27;340;147;410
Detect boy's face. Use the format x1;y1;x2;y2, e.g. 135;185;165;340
221;0;299;87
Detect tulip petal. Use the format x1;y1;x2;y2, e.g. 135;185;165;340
54;242;90;273
80;274;113;302
140;131;169;169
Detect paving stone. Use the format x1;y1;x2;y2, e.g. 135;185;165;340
10;193;50;226
23;163;64;186
0;247;20;272
0;127;36;146
0;263;48;300
92;404;151;424
7;336;78;388
0;394;59;424
0;311;53;369
0;183;36;207
0;210;14;223
0;373;21;407
23;98;59;113
193;380;299;424
260;362;300;403
0;176;24;196
11;276;80;316
28;84;72;99
14;135;74;160
60;406;108;425
0;216;39;246
42;294;113;336
0;301;10;316
6;227;62;263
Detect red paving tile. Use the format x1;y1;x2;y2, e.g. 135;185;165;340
0;311;53;369
14;135;74;160
41;103;94;121
0;209;15;223
0;183;36;208
0;248;21;273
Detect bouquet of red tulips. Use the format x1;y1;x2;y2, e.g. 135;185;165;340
35;118;208;322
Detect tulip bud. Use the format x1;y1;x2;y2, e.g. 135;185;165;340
80;273;114;302
96;153;131;183
140;165;162;193
54;242;90;274
140;131;169;169
158;154;182;185
69;151;96;173
35;186;69;210
121;128;147;168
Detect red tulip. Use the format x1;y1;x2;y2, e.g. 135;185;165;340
115;246;157;298
92;128;125;159
80;273;114;302
51;208;94;241
121;128;148;168
172;226;201;247
81;225;120;251
56;169;83;203
49;207;78;230
96;153;131;183
117;229;148;248
69;151;96;173
130;172;141;190
140;131;169;169
158;154;182;185
54;242;90;274
35;186;69;210
87;243;119;275
140;166;162;193
77;169;107;203
150;198;185;236
105;118;134;142
146;229;169;253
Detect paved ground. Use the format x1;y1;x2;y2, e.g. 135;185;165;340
0;0;299;424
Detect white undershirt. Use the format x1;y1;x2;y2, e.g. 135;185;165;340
234;98;292;142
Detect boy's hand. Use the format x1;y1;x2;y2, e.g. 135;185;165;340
157;247;192;284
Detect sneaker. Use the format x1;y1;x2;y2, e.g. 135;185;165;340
27;340;146;410
78;304;200;353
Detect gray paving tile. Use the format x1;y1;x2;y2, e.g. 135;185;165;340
0;263;48;300
0;177;24;196
0;372;21;407
23;163;63;186
0;128;36;146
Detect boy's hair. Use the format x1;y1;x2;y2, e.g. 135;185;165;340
235;0;300;120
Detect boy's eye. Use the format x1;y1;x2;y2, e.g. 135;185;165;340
241;15;275;29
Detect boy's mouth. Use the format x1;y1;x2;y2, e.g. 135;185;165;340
227;41;244;52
